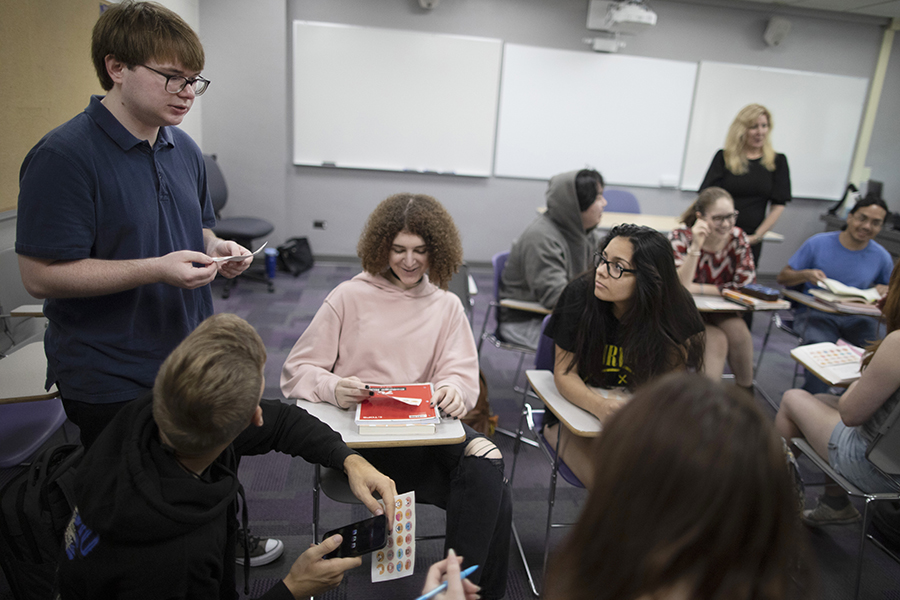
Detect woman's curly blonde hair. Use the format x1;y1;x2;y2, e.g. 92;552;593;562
357;193;463;290
723;104;776;175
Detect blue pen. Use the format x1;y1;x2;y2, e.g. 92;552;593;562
414;565;479;600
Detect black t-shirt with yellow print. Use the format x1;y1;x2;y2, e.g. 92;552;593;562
544;274;633;389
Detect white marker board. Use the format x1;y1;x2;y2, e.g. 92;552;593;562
292;21;502;176
680;62;869;200
493;44;697;187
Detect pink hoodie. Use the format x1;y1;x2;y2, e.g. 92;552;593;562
280;271;479;410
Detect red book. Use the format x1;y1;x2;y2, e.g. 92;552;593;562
355;383;439;425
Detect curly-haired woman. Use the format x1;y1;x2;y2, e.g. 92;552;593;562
281;193;510;600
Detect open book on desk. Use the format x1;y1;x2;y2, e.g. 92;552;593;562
790;341;864;387
355;383;439;435
809;282;882;316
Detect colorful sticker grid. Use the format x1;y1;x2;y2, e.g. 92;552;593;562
371;491;416;582
808;346;860;366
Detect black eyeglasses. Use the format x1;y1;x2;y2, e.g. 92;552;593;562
706;210;740;225
139;65;210;96
593;252;636;279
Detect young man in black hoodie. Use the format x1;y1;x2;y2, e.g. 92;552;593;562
58;313;397;599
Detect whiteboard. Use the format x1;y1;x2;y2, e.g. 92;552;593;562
292;21;502;176
680;62;869;200
493;44;697;187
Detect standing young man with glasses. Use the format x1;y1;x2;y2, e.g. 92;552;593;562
777;196;893;395
15;0;283;568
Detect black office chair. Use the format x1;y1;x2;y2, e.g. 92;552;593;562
203;154;275;298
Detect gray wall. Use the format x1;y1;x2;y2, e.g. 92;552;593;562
3;0;896;280
199;0;895;275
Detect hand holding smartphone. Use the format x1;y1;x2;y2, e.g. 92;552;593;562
322;514;387;559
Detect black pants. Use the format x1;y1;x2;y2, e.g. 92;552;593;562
359;424;511;600
61;396;138;450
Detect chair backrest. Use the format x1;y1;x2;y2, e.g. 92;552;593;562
0;398;67;468
447;263;473;322
534;314;555;371
202;154;229;215
0;248;46;353
866;398;900;476
604;189;641;214
491;251;510;303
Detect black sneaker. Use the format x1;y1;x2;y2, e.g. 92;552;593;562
235;528;285;567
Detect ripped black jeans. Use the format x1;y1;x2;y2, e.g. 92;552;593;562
359;423;511;600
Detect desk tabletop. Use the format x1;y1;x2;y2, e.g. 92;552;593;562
782;289;841;314
0;342;58;404
499;298;552;315
526;370;602;437
599;212;784;242
297;399;466;448
693;294;748;312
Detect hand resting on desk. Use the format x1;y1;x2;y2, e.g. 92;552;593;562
335;377;467;418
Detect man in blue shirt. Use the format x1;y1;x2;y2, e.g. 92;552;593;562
777;196;893;394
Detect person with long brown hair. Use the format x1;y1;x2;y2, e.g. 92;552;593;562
776;259;900;526
700;103;791;265
281;193;510;600
546;373;808;600
669;187;755;391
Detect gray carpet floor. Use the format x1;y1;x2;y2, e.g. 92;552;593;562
3;261;900;599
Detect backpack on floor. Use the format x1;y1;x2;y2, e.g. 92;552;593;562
0;444;84;600
277;237;314;277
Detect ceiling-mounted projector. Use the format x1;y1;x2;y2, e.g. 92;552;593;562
587;0;657;34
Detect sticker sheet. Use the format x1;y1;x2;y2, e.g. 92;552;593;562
372;491;416;582
808;346;860;366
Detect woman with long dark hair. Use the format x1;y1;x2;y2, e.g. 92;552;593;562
542;224;705;485
546;373;808;600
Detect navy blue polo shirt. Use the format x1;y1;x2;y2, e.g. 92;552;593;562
16;96;216;403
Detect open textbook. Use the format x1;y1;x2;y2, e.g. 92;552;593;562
812;278;881;303
790;341;864;387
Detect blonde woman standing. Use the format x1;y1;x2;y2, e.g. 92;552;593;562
700;104;791;265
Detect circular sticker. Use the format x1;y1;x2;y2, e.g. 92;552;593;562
405;521;411;531
395;499;402;509
395;511;402;522
405;497;412;507
377;551;384;562
386;536;393;548
387;563;394;573
395;524;403;533
405;533;412;544
397;561;403;572
406;559;412;570
377;564;385;575
405;509;412;519
405;547;412;557
397;535;403;546
387;549;394;561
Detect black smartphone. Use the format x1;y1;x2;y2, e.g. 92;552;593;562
322;514;387;559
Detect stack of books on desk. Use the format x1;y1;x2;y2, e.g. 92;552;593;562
809;279;882;316
355;383;440;435
721;289;790;310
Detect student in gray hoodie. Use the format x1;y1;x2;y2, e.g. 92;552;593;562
498;169;606;348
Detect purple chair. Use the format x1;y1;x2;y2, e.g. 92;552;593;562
0;398;68;468
603;189;641;214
